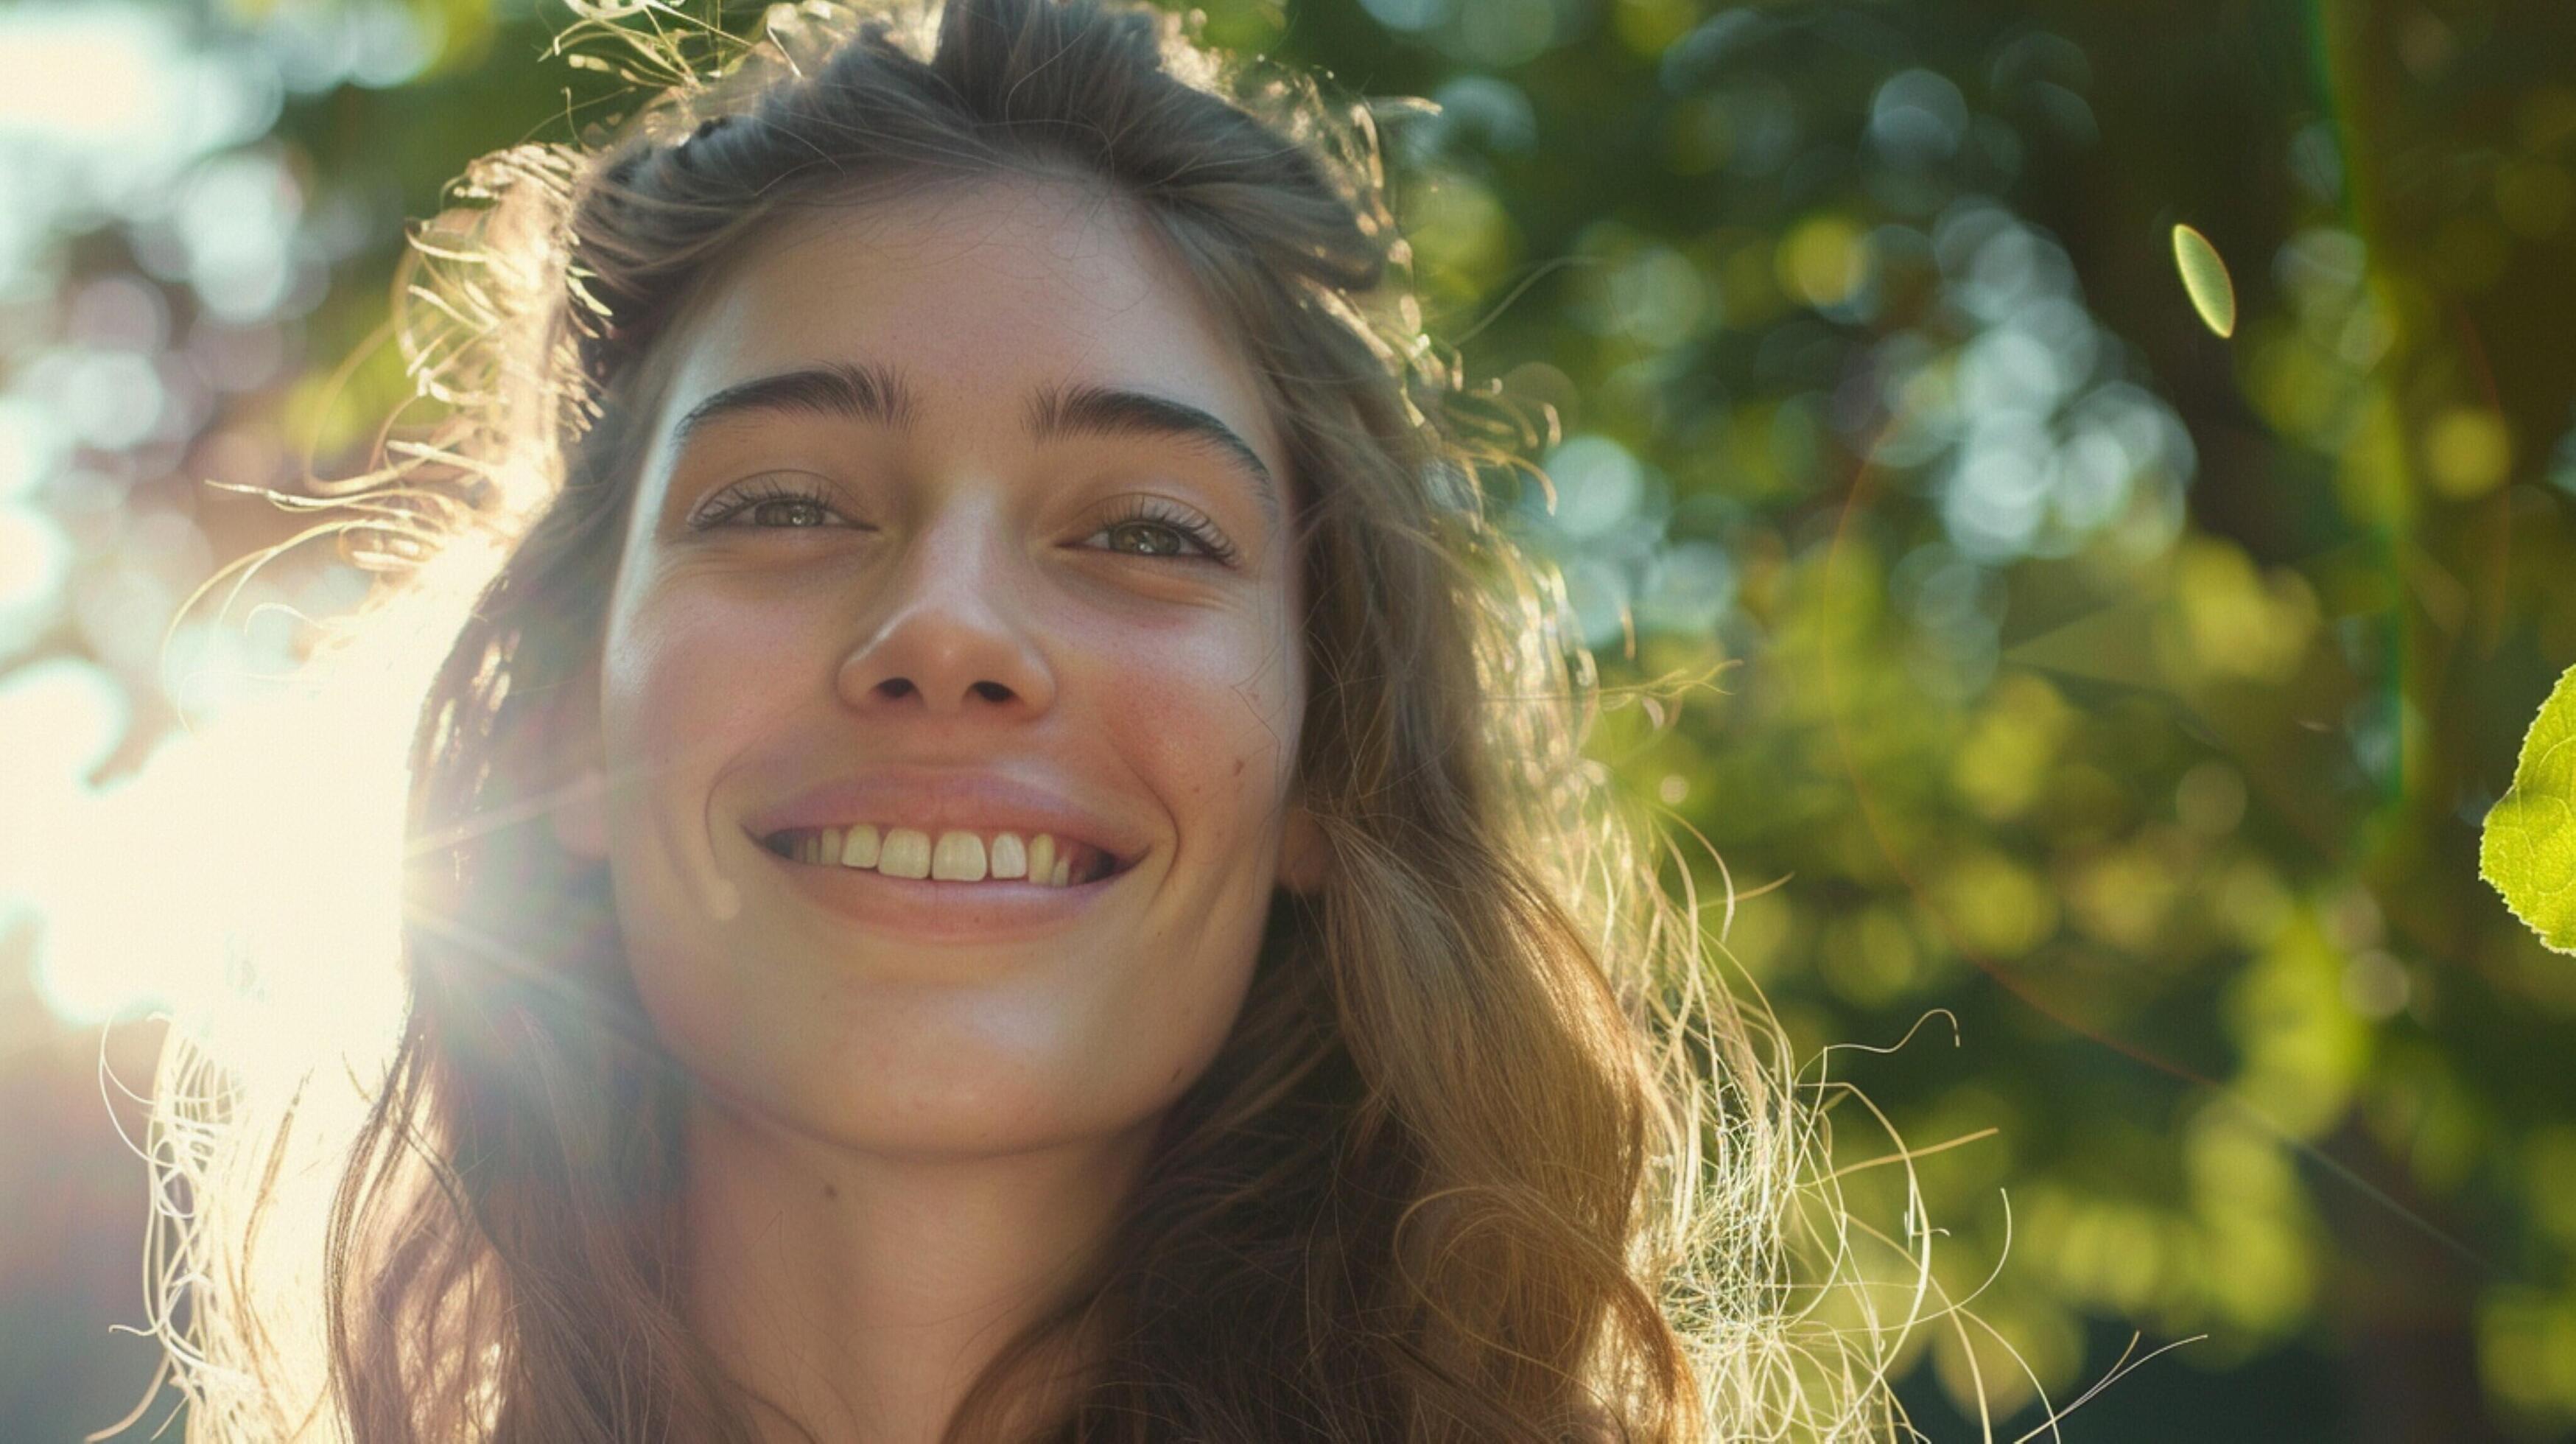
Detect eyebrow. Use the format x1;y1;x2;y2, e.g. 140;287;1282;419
672;360;919;439
669;360;1280;523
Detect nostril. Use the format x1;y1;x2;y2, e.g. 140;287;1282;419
971;681;1011;703
877;678;916;700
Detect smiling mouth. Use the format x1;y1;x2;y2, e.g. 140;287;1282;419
758;825;1126;887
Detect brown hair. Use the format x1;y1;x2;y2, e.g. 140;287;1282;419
133;1;1909;1439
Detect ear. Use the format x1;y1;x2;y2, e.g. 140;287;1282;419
1275;793;1327;896
538;670;611;863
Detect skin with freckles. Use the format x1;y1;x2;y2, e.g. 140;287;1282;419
550;173;1327;1442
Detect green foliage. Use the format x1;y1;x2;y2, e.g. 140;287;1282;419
2483;666;2576;955
2171;223;2236;338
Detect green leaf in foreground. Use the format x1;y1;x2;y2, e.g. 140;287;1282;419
2171;223;2236;338
2482;664;2576;955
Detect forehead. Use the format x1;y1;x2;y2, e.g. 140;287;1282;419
647;172;1282;465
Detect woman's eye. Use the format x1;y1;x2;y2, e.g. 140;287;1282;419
1102;519;1193;556
743;498;837;528
1086;504;1239;565
689;478;861;531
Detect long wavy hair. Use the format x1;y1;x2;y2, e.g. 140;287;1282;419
130;1;1923;1439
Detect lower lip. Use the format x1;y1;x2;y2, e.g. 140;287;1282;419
751;834;1131;941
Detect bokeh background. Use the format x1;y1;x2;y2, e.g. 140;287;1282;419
4;0;2574;1438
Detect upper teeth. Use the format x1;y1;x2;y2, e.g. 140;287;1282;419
783;826;1092;886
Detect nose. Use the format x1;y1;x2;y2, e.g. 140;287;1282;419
835;502;1056;719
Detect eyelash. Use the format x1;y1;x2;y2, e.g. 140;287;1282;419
690;476;1241;566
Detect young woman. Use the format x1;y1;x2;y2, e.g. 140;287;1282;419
144;0;1898;1438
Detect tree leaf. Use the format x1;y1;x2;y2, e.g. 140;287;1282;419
2482;663;2576;955
2171;223;2236;339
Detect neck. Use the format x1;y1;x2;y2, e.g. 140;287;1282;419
681;1096;1151;1444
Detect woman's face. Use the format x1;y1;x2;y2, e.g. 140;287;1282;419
557;173;1322;1156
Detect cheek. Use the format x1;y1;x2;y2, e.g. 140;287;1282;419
600;582;820;783
1087;601;1304;867
594;581;833;954
1089;609;1301;1105
594;582;835;1073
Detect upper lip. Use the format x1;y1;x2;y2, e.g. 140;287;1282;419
743;769;1148;866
